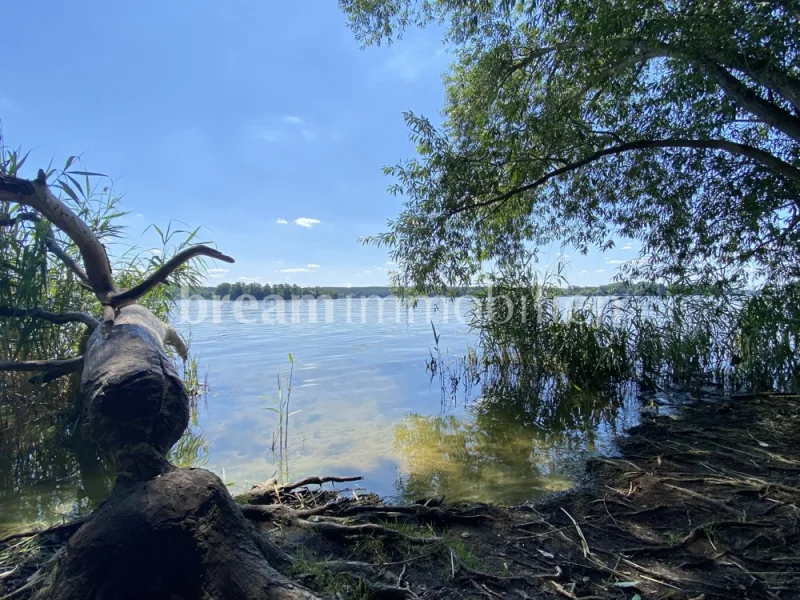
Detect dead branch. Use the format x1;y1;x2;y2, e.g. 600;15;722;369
0;357;83;374
621;520;774;554
0;171;115;297
240;498;351;522
280;475;363;493
661;482;744;517
0;306;99;328
107;246;235;307
450;550;561;584
0;207;91;286
43;235;91;287
337;503;491;525
294;519;440;544
0;212;39;227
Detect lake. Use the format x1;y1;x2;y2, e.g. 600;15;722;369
0;296;642;535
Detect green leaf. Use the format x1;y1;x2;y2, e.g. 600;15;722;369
57;181;80;204
67;170;106;177
288;352;294;365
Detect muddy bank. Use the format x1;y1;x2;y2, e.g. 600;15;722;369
2;393;798;599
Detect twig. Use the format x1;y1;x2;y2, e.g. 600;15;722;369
622;520;773;554
450;550;561;584
295;519;440;544
661;483;744;517
549;581;605;600
280;475;362;493
560;508;592;557
0;306;98;328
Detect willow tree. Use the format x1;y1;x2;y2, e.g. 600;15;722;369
341;0;800;291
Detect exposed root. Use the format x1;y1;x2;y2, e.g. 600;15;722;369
295;520;441;544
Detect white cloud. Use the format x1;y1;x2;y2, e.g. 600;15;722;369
377;267;384;271
621;244;634;250
281;268;313;273
136;213;144;217
147;248;161;256
595;269;605;273
364;270;372;274
294;218;320;228
237;276;262;282
276;218;288;225
283;115;304;125
207;268;229;279
606;259;625;264
306;264;321;269
580;269;588;273
385;261;396;266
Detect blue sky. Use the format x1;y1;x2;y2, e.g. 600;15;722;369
2;1;633;287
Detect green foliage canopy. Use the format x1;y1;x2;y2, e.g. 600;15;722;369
341;0;800;291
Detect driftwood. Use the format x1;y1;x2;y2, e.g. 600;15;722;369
0;172;327;599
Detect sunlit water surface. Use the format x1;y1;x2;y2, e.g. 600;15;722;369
0;297;642;535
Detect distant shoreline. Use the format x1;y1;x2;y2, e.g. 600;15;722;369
182;282;672;301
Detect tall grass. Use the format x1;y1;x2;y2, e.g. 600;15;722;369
264;354;300;482
456;266;800;403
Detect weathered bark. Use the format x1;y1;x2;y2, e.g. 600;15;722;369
78;304;189;475
43;468;320;600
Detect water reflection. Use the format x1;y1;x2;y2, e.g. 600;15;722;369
0;298;642;533
394;387;632;504
0;395;209;536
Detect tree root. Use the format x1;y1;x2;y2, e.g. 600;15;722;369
295;519;441;544
0;519;86;546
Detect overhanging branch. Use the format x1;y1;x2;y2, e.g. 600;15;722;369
0;306;100;328
445;138;800;217
0;208;92;286
602;42;800;118
108;246;235;307
0;212;39;227
0;356;83;374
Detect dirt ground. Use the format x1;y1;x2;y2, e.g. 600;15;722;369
3;392;799;599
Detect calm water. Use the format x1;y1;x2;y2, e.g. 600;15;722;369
0;297;641;535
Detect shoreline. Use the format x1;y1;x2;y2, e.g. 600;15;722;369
3;392;798;599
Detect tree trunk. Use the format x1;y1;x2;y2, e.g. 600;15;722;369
42;468;320;600
78;304;189;477
39;305;321;599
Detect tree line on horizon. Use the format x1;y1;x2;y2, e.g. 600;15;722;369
185;280;670;301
